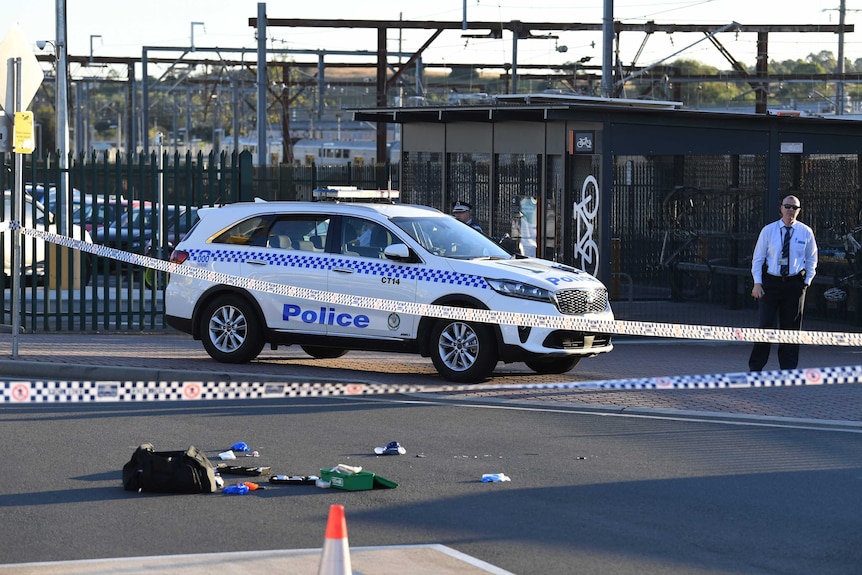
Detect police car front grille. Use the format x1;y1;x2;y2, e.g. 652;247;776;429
555;288;608;315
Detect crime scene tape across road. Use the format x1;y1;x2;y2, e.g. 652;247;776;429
10;224;862;347
2;364;861;403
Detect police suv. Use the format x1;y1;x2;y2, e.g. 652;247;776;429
165;201;613;383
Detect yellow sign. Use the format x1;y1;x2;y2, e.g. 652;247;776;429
13;111;34;154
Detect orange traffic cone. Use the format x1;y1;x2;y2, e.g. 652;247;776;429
317;504;352;575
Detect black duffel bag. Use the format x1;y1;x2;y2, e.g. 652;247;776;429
122;443;217;493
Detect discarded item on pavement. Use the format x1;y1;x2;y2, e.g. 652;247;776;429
223;483;249;495
217;463;271;476
321;465;398;491
231;442;251;452
481;473;511;483
270;474;319;485
122;443;217;494
374;441;406;455
218;450;236;460
332;463;362;475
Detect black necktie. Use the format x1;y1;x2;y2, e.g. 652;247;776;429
781;225;792;276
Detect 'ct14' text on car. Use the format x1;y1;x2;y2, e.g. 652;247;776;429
165;201;613;382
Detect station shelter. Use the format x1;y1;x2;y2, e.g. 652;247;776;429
353;94;862;326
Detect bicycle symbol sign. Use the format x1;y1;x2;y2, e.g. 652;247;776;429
571;131;594;154
573;175;600;276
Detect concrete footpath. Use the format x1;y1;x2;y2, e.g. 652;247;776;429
1;545;513;575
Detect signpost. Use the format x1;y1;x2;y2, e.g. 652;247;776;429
0;28;45;358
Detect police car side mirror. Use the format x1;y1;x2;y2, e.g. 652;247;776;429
383;243;412;261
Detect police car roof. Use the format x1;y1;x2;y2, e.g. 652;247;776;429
198;200;443;220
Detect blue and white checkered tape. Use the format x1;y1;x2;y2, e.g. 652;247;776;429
3;364;861;403
13;224;862;348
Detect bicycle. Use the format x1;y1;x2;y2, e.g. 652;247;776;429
658;228;712;301
823;224;862;305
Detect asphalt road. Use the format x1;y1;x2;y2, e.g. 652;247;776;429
1;332;862;574
1;390;861;574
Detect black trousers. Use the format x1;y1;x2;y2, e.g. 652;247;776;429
749;274;807;371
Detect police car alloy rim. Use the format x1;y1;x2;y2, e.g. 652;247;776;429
208;304;248;353
438;321;480;371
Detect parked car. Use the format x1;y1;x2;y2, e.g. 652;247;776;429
93;203;194;254
2;190;93;284
25;184;85;211
142;207;200;259
165;201;613;382
142;207;200;289
71;195;135;233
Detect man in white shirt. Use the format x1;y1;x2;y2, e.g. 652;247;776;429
749;195;818;371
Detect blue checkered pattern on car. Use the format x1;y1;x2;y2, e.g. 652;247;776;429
187;248;489;289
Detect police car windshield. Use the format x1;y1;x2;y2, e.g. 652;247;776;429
390;216;512;260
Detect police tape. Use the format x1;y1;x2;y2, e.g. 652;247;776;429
13;225;862;347
3;363;861;403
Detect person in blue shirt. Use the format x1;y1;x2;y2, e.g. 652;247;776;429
452;201;483;233
749;194;818;371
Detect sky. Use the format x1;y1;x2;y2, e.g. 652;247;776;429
1;0;856;75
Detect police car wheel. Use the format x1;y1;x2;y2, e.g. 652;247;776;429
200;295;265;363
301;345;348;359
524;356;581;375
430;319;497;383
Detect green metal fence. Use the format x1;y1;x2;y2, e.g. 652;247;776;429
0;150;398;332
3;148;860;332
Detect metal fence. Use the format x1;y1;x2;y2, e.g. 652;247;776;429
0;150;398;333
2;149;861;333
610;153;862;327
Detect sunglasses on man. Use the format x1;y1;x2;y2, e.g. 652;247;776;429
782;204;800;210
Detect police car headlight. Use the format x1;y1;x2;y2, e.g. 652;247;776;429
486;278;552;303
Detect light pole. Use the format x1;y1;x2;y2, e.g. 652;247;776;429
35;34;69;232
837;0;846;115
191;22;205;52
88;34;102;66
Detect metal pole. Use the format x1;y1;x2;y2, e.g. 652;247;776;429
128;63;135;153
232;79;240;157
56;0;70;237
191;22;205;52
837;0;846;115
601;0;614;98
511;28;518;94
317;52;325;122
256;2;268;168
156;132;164;263
142;49;149;155
11;58;22;358
186;86;192;154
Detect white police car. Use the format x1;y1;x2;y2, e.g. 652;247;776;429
165;201;613;383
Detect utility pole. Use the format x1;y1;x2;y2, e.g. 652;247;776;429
256;2;267;167
837;0;846;115
602;0;614;98
56;0;70;237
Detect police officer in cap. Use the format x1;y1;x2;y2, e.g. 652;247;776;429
452;201;483;233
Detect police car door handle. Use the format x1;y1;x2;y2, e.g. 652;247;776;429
332;266;355;274
246;258;268;266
